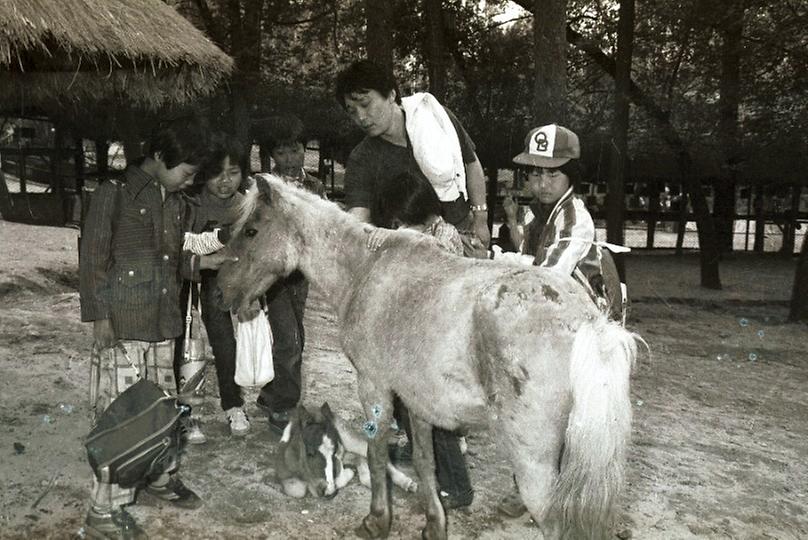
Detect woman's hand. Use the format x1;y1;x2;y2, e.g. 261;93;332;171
366;228;391;252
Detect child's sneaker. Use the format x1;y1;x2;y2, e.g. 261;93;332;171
458;436;468;455
84;507;147;539
225;407;250;437
185;418;206;445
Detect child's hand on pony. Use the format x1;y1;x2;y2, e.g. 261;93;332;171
366;228;391;252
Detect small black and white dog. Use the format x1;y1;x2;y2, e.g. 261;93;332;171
276;402;417;498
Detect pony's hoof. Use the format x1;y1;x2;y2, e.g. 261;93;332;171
421;524;447;540
355;514;391;539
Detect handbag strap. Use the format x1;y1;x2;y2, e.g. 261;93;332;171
183;282;199;363
185;283;195;339
114;342;142;379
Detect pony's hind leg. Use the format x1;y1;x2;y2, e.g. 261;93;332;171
354;376;395;539
501;406;566;540
408;414;447;540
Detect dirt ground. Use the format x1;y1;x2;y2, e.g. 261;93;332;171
1;219;806;540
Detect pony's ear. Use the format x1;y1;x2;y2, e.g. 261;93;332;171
255;175;273;203
320;402;335;422
296;404;313;425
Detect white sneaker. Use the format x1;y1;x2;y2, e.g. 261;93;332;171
225;407;250;437
185;419;207;445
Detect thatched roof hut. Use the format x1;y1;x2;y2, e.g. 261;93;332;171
0;0;233;109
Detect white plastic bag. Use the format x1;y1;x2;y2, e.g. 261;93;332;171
235;310;274;387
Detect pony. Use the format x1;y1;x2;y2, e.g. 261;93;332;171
277;402;417;499
218;174;639;540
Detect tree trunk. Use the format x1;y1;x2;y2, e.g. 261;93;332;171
713;180;736;252
563;23;721;287
231;86;252;171
606;0;635;281
229;0;264;171
781;184;801;255
715;1;745;252
789;231;808;322
532;0;568;124
424;0;448;101
365;0;394;75
686;171;721;288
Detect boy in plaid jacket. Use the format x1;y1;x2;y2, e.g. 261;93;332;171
79;118;234;539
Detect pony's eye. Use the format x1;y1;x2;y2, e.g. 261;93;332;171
244;228;258;238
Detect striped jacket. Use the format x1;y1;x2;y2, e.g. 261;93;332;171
523;187;602;284
79;166;192;342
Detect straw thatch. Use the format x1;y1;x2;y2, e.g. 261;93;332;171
0;0;233;109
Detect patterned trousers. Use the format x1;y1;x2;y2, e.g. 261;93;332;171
87;340;178;512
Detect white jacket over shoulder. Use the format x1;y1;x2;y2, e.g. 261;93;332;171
401;92;466;202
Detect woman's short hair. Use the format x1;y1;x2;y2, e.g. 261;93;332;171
195;132;245;186
372;171;441;228
335;59;401;109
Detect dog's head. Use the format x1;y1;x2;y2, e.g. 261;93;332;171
280;402;346;498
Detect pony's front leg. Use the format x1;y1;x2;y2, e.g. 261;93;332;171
408;414;447;540
354;376;394;539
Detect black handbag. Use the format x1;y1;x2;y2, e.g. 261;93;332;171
85;351;190;487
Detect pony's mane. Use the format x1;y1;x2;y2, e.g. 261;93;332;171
234;173;370;239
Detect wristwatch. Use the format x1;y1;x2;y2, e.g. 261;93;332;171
470;203;488;213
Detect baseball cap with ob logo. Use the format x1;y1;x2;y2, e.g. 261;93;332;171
512;124;580;168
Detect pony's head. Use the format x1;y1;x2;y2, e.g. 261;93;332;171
280;402;347;499
218;174;303;314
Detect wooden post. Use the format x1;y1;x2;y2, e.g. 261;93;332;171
18;147;26;193
51;125;64;196
94;139;109;180
675;187;687;255
646;180;659;248
782;184;801;255
486;167;498;241
753;184;765;252
744;188;751;251
74;138;86;191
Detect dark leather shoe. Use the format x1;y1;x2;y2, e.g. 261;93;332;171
388;442;413;464
144;476;202;510
255;395;272;415
440;489;474;510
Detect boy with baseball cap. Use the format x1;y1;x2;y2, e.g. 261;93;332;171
503;123;601;275
498;123;625;517
502;123;621;300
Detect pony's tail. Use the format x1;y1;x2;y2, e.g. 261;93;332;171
552;316;638;540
